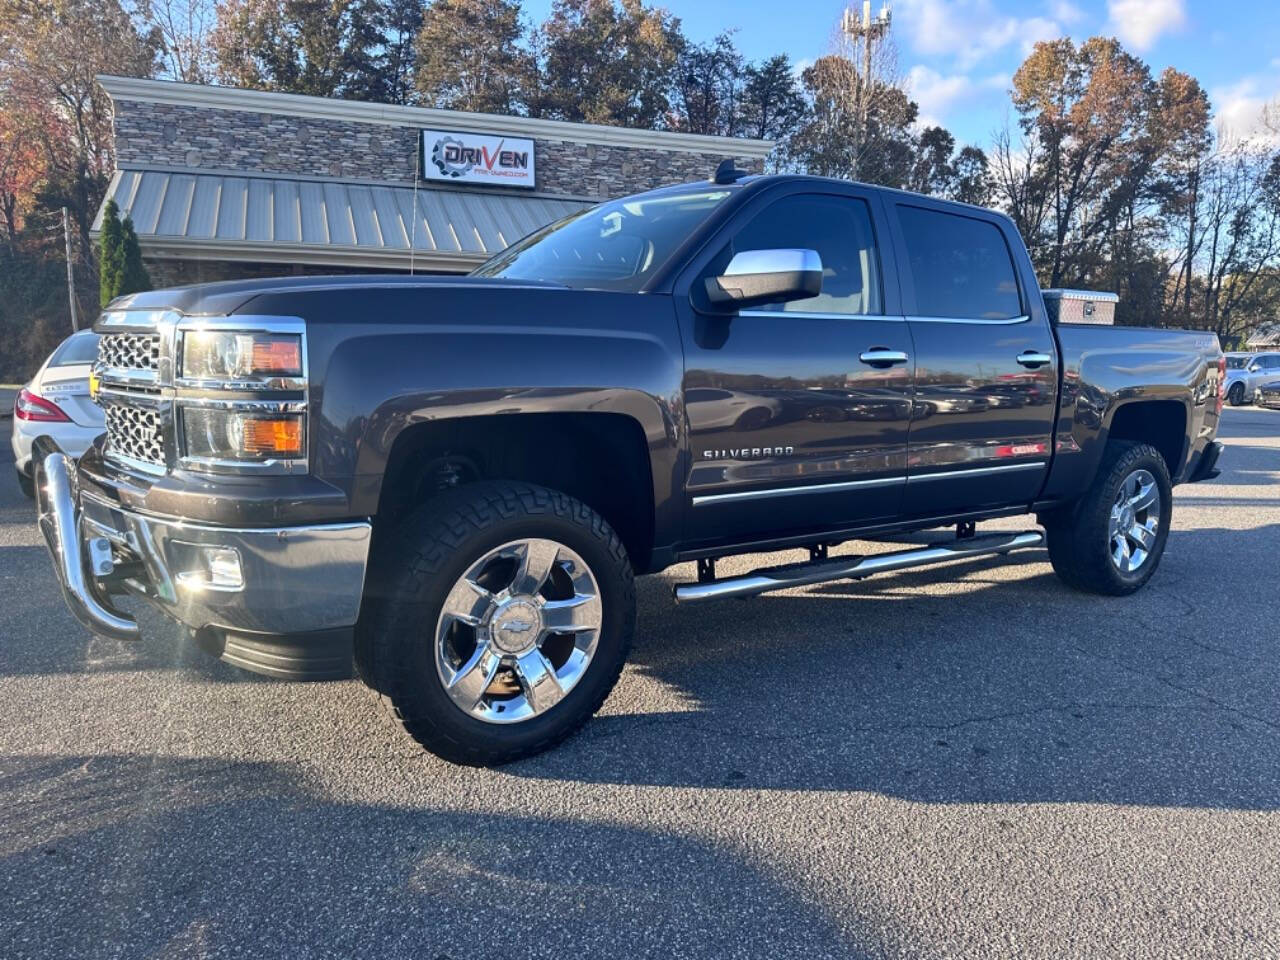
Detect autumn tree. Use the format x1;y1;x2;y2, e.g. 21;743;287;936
0;104;46;243
414;0;527;113
1005;37;1162;288
532;0;681;128
0;0;159;259
210;0;387;100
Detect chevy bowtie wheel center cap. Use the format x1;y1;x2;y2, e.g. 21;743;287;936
491;598;542;654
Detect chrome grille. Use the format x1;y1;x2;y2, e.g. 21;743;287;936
104;403;165;467
100;333;160;371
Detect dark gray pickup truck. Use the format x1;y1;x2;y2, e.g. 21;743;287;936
34;171;1225;764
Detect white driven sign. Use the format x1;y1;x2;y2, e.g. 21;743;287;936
422;130;536;188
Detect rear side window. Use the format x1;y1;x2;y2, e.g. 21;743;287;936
730;195;882;316
897;205;1022;320
49;333;101;366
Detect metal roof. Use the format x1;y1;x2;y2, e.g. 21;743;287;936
95;168;593;271
1246;322;1280;348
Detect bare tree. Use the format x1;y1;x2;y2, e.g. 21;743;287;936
138;0;216;83
1197;144;1280;341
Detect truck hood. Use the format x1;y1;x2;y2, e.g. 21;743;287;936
104;274;568;319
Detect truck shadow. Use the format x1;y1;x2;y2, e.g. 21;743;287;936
0;753;862;960
0;553;273;683
506;524;1280;810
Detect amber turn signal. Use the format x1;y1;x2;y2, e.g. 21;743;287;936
251;338;303;375
242;418;303;456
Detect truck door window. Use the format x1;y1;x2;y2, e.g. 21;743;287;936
729;195;882;316
897;205;1022;321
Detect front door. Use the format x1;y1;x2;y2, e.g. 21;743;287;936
676;190;916;547
890;201;1058;516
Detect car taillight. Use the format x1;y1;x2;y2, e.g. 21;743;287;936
1216;355;1226;414
14;387;70;423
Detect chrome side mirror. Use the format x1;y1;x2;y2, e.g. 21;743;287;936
704;248;822;311
1249;363;1262;373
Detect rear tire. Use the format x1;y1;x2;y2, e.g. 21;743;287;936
16;469;34;499
1228;382;1245;406
356;481;634;766
1041;441;1172;596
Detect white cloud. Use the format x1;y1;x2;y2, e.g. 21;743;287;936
1048;0;1085;26
1212;77;1280;145
907;66;1010;130
895;0;1063;69
1106;0;1186;51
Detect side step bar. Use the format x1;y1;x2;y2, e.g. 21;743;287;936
673;530;1044;604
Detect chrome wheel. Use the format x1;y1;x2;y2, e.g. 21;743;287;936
1108;469;1160;574
434;538;602;724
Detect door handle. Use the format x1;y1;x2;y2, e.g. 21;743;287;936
859;348;909;368
1016;351;1052;368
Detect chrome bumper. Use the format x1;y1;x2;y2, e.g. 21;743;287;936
35;448;372;648
37;451;140;641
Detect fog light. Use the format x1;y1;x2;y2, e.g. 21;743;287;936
177;546;244;591
204;548;244;589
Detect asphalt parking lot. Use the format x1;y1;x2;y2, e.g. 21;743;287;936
2;409;1278;959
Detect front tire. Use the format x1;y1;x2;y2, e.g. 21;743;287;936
1228;382;1245;406
1042;441;1173;596
357;481;634;766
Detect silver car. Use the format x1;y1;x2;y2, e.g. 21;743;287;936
1225;351;1280;405
10;329;103;498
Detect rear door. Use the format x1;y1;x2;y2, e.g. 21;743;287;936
673;186;915;547
889;201;1058;516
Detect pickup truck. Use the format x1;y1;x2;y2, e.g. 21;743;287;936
34;170;1225;765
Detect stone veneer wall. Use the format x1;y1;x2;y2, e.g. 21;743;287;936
113;100;763;199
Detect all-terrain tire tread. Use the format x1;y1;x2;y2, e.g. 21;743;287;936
1043;440;1171;596
357;481;633;765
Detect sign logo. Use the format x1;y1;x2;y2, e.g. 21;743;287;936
422;130;536;189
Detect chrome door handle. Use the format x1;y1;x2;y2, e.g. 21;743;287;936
859;348;909;367
1016;351;1052;368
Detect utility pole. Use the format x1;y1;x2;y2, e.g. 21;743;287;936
61;206;79;332
840;1;892;179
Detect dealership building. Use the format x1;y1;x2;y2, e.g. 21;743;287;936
92;75;773;286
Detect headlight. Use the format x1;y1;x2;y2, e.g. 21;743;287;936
183;407;305;462
181;331;302;382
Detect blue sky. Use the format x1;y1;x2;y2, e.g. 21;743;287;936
522;0;1280;148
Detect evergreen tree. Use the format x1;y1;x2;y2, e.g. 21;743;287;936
120;216;152;297
98;201;151;304
99;199;125;307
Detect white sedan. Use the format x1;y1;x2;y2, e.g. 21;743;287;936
11;329;103;498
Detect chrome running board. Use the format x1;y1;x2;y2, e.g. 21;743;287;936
673;530;1044;604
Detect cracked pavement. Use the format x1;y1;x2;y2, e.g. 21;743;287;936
2;408;1278;959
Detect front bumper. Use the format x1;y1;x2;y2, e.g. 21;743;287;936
34;441;371;679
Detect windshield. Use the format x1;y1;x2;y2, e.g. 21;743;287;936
472;187;733;291
48;332;101;367
1226;355;1252;369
